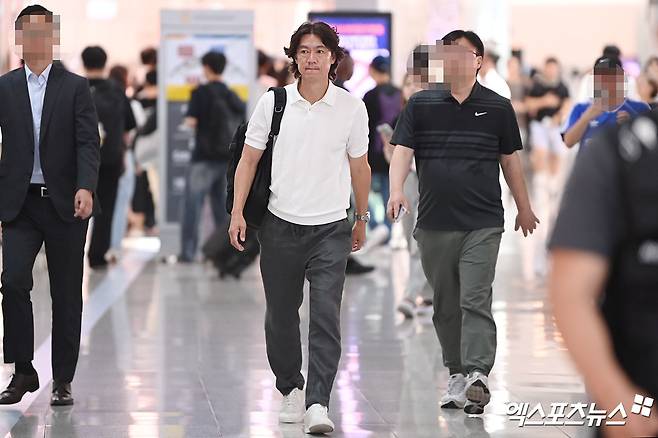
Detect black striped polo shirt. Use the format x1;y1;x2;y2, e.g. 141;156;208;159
390;81;522;231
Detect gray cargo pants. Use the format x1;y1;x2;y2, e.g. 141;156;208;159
414;226;503;375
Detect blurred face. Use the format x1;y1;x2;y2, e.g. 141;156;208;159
637;74;655;102
407;45;432;88
594;69;625;106
15;14;59;62
402;74;422;101
507;56;520;76
368;65;383;81
434;37;482;84
543;61;560;82
296;33;335;81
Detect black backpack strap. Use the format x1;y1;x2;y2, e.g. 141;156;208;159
267;87;287;142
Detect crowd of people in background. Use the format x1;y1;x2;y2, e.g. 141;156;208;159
10;36;653;283
1;6;657;433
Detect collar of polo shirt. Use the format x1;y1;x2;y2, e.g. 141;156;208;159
289;80;337;106
441;80;482;103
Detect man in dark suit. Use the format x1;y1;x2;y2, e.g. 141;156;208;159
0;5;100;405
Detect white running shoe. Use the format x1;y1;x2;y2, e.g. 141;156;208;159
279;388;305;423
304;403;335;434
440;373;467;409
464;371;491;415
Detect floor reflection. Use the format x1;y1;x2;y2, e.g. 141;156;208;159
0;183;594;438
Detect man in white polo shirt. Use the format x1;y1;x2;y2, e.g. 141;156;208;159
229;22;371;434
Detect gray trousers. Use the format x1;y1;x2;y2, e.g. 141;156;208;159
414;227;503;375
258;211;352;408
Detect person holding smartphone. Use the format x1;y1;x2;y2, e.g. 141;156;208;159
387;31;538;415
563;57;650;151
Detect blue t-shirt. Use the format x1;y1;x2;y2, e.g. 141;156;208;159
563;99;650;150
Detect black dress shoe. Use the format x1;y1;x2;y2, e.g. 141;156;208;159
50;381;74;406
0;373;40;404
345;256;375;275
88;259;109;269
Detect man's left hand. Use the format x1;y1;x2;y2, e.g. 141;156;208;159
74;189;94;220
352;221;367;252
515;208;540;237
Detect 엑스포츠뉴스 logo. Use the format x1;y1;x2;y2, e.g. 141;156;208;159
506;394;654;427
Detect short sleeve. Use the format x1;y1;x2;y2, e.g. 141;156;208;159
347;101;369;158
548;130;623;258
499;101;523;154
390;99;415;148
244;90;274;151
186;87;203;119
562;103;586;135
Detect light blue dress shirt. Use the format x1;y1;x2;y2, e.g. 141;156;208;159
25;63;53;185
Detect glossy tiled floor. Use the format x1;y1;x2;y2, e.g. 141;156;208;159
0;183;598;437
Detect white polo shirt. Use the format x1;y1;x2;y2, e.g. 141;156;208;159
245;81;369;226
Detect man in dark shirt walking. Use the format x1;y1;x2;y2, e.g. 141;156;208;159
388;30;538;415
363;56;401;244
82;46;136;268
549;113;658;438
180;51;245;262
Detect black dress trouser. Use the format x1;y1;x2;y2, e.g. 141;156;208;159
0;191;88;383
88;164;121;265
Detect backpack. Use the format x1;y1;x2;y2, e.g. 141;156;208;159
134;107;158;167
225;87;286;229
90;81;125;166
200;84;244;161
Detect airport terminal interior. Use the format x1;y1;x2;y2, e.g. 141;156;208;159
0;0;657;437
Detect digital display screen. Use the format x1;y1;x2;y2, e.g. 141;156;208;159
308;12;392;97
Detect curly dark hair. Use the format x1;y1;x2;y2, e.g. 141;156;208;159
284;21;345;81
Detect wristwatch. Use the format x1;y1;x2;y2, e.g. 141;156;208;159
355;211;371;223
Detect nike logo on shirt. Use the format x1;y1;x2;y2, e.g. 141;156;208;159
475;112;487;117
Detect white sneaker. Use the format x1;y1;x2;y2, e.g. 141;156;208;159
304;403;335;434
440;373;467;409
279;388;305;423
464;371;491;415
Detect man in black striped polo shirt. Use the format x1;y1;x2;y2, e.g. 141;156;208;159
388;30;539;415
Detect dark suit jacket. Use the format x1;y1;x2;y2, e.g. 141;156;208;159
0;64;101;223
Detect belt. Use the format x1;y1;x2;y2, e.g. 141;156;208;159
28;184;49;198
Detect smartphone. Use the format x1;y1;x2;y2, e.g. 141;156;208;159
394;205;408;222
376;123;394;138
